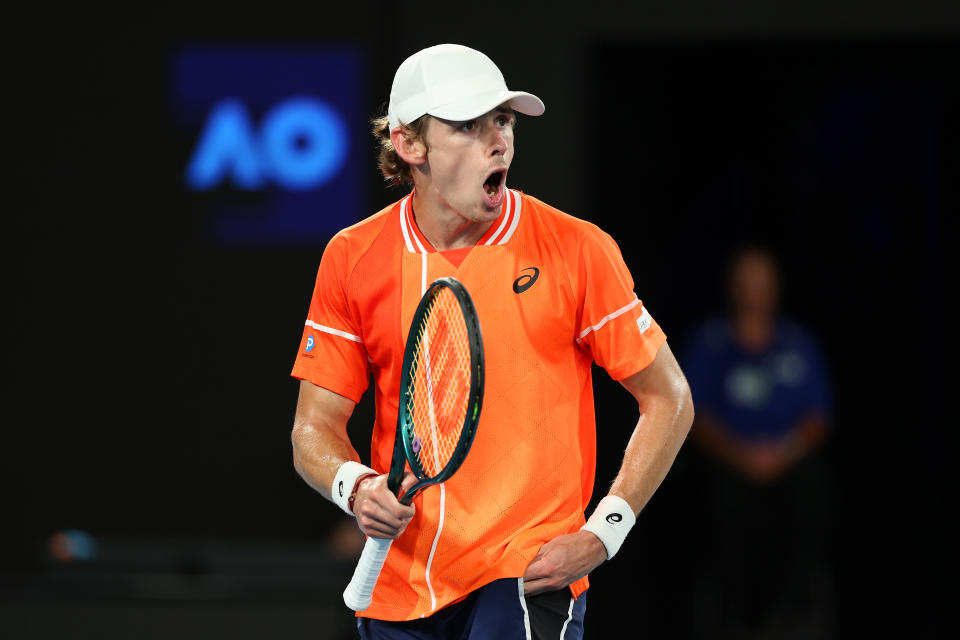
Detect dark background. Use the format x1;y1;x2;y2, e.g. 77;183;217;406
5;2;955;637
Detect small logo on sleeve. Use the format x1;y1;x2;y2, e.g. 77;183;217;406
305;335;315;352
606;513;623;524
636;307;652;334
513;267;540;294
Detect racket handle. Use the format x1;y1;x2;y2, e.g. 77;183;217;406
343;536;393;611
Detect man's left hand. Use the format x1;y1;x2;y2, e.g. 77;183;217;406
522;530;607;595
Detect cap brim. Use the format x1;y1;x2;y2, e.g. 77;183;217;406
429;89;545;122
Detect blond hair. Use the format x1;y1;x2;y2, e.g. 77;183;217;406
370;114;430;187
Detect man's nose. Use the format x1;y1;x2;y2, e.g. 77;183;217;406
488;127;507;156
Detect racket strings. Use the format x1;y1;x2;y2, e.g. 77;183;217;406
408;289;471;478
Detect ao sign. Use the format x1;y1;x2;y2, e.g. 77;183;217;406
172;47;362;244
186;96;348;191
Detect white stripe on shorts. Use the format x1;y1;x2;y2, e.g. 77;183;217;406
517;578;532;640
559;595;575;639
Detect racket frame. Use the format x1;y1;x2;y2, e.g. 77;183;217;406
387;277;484;505
343;277;484;612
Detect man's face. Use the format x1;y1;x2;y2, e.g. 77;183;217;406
730;252;780;316
420;105;516;223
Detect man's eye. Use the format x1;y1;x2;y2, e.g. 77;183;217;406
460;121;476;132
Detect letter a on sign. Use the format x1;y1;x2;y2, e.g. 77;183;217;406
186;99;264;190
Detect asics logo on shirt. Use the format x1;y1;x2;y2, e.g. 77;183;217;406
512;267;540;294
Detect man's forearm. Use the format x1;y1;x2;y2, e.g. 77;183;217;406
291;381;361;500
567;345;692;568
608;387;694;514
292;420;361;499
607;345;694;515
292;381;416;536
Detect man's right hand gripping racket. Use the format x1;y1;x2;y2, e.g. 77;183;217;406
342;277;484;611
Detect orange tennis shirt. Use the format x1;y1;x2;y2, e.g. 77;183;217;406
291;190;666;621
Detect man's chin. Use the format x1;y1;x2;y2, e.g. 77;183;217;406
453;201;501;223
475;205;504;222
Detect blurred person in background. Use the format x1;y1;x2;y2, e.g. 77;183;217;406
683;247;833;638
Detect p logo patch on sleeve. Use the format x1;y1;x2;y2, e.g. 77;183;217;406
636;307;652;334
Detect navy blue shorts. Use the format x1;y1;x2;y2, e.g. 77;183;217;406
357;578;587;640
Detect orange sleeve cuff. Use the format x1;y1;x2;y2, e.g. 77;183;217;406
290;363;367;404
604;323;667;381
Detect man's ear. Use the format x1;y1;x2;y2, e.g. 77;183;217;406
390;125;428;166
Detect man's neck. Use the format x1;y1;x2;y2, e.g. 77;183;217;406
732;311;775;352
410;189;499;251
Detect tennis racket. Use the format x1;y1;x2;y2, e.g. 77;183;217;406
342;276;484;611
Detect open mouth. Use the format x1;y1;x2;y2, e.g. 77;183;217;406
483;169;506;198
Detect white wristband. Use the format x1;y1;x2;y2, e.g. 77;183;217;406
331;461;378;516
580;495;636;560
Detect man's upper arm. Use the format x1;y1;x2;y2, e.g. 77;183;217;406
619;342;693;412
294;380;358;440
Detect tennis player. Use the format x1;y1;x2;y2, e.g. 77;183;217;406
291;44;694;639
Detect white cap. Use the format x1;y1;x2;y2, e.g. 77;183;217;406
387;44;545;130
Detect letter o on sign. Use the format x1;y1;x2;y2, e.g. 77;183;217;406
260;97;348;190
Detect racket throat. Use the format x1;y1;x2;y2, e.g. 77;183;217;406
397;482;427;506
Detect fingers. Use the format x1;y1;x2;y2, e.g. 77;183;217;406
521;532;607;594
400;471;418;493
522;553;556;583
522;548;563;594
522;549;550;580
522;559;564;595
522;578;557;596
353;474;416;540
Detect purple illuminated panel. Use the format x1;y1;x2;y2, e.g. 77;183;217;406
172;47;364;245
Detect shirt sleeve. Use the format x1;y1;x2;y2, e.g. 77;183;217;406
290;234;370;403
575;228;667;380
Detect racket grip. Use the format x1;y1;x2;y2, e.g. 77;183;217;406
343;536;393;611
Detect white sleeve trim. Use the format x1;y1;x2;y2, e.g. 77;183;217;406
305;320;362;343
576;297;640;344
